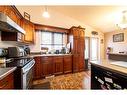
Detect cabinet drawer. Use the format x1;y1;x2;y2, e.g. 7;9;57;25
53;56;63;62
64;56;72;61
41;57;52;63
0;73;14;89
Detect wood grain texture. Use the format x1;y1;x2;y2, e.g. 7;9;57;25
0;73;14;89
69;26;85;72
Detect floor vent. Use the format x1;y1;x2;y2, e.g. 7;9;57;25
45;75;55;79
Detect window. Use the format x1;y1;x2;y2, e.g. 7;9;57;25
41;31;67;50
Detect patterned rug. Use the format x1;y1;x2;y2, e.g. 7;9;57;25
33;71;90;90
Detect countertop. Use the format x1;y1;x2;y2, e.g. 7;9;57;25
0;67;16;80
90;59;127;75
108;52;127;56
30;53;72;57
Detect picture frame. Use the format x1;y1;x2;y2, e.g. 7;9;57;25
24;12;30;21
113;33;124;42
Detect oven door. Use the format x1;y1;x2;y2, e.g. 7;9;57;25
22;60;35;89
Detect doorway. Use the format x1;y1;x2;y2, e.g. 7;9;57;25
85;37;99;61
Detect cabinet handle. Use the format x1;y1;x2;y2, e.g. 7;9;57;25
0;81;8;89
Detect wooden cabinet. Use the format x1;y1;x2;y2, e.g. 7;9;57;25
33;55;72;79
73;54;79;72
1;32;24;42
0;6;6;13
63;55;72;74
0;6;35;44
41;56;53;77
53;56;63;75
69;26;85;73
34;57;42;79
34;56;54;79
0;73;14;89
22;19;35;44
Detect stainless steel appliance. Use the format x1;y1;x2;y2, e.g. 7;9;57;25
6;57;35;89
23;45;31;55
22;58;35;89
1;46;35;89
0;48;8;57
8;47;26;57
0;13;25;34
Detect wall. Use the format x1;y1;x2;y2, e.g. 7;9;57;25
104;29;127;58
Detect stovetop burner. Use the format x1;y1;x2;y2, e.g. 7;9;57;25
5;57;33;68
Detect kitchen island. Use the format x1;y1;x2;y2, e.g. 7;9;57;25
90;59;127;89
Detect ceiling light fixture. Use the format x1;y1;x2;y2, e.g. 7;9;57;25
42;6;50;18
117;10;127;29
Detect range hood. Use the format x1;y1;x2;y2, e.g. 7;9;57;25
0;13;25;34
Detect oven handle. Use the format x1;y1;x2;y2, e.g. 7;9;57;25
22;61;35;74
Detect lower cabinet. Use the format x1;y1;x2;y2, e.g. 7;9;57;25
0;73;14;89
63;55;72;74
33;55;72;79
53;56;63;75
34;57;42;79
41;57;54;77
73;54;79;72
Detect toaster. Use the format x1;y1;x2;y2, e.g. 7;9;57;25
8;47;25;57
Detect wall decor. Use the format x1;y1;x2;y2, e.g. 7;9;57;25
24;12;30;21
113;33;124;42
91;31;98;35
101;39;104;44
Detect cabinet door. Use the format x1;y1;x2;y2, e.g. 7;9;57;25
73;37;79;54
41;57;53;77
0;6;6;13
53;56;63;75
0;73;14;89
23;19;35;44
78;38;85;55
78;55;85;71
34;57;42;79
78;38;85;71
63;55;72;74
73;54;79;73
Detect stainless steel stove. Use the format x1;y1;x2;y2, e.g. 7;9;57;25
2;57;35;89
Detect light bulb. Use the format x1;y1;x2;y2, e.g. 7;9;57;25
43;11;50;18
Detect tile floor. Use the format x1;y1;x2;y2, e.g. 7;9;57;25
33;71;90;90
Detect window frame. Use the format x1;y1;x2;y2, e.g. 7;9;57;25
41;31;66;49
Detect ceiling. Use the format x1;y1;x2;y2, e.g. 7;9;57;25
16;6;127;32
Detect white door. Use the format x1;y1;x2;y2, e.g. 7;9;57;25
85;37;90;59
90;37;99;60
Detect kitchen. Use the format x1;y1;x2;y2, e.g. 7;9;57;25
0;5;127;91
